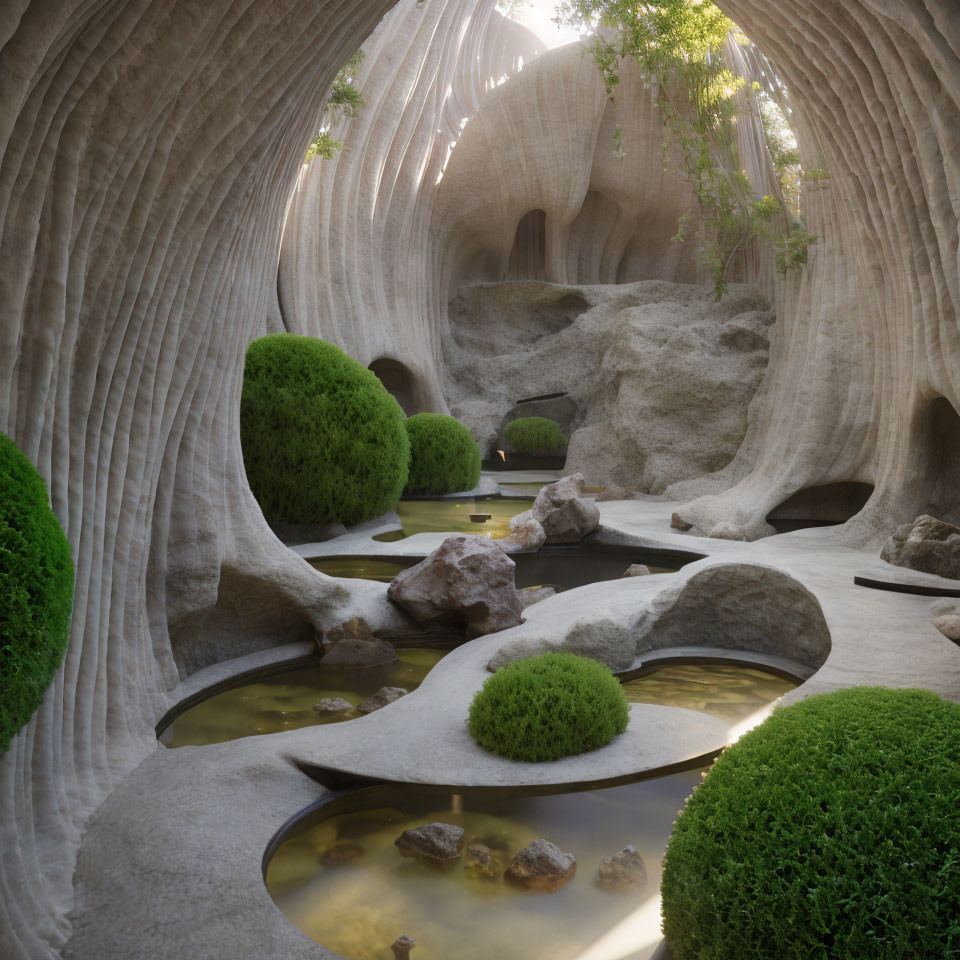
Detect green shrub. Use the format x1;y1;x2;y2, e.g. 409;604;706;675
403;414;481;495
662;687;960;959
1;433;73;751
240;334;409;525
503;417;568;456
468;653;628;761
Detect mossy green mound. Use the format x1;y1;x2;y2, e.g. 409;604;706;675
503;417;568;456
403;413;481;495
468;652;629;761
1;433;74;751
662;687;960;959
240;334;409;525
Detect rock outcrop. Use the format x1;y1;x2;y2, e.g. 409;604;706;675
531;474;601;544
387;536;524;638
881;516;960;581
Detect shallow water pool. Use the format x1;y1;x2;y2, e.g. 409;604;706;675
622;662;796;724
372;497;533;541
158;648;446;748
266;770;703;960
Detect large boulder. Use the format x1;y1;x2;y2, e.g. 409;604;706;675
881;515;960;581
504;839;576;893
387;536;523;638
395;822;464;861
933;615;960;643
531;473;600;544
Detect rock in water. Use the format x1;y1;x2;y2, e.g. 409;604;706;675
321;843;364;867
530;473;600;544
313;697;354;714
318;617;399;667
596;845;647;892
392;935;416;959
464;843;499;878
387;535;523;638
500;509;546;553
357;686;407;714
504;839;576;892
881;515;960;580
395;822;464;861
622;564;651;577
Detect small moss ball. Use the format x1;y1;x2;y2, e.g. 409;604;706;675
468;652;629;761
503;417;568;456
403;413;481;495
240;334;410;526
1;433;74;752
662;687;960;959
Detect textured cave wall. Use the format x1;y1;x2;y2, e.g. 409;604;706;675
0;2;403;956
671;0;960;541
277;0;546;412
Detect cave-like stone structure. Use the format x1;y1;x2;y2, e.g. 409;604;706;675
1;0;959;957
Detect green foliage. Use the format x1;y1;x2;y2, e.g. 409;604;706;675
468;653;629;761
757;91;800;215
240;334;409;526
558;0;818;295
0;433;73;752
404;414;481;495
775;224;817;273
305;50;366;163
662;687;960;959
304;131;343;162
503;417;568;456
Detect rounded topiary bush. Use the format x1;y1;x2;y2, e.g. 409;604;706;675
403;413;481;495
240;334;409;526
503;417;568;456
468;652;629;761
1;433;74;752
662;687;960;959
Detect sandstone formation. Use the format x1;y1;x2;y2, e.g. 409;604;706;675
531;473;601;544
387;535;524;637
2;0;960;956
880;516;960;581
395;822;465;861
504;839;577;893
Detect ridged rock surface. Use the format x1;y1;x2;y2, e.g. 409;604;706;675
1;0;959;957
0;2;400;957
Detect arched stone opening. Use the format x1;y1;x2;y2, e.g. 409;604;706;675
369;357;417;414
917;397;960;525
505;208;547;281
766;482;875;534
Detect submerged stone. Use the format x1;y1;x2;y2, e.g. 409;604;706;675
319;618;398;668
392;935;416;959
395;822;464;861
463;842;500;878
321;842;364;867
504;839;576;893
622;564;651;577
596;844;647;892
313;697;353;714
357;686;408;714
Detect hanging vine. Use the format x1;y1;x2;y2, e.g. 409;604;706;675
558;0;816;297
